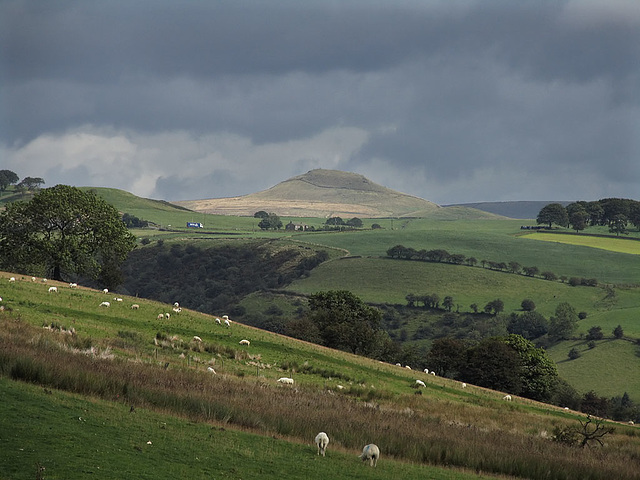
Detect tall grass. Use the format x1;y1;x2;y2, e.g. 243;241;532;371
1;317;639;480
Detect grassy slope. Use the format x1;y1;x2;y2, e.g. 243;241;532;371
2;379;491;480
2;275;640;480
7;188;640;403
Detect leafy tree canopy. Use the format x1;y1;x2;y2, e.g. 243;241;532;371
537;203;569;228
549;302;579;340
307;290;389;356
0;185;136;288
0;170;19;192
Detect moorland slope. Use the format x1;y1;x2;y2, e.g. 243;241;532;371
174;169;500;219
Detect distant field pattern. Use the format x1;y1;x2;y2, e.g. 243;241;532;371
521;233;640;255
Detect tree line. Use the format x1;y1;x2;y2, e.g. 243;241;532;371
537;198;640;235
386;244;598;287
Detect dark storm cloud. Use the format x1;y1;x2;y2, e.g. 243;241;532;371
1;0;638;203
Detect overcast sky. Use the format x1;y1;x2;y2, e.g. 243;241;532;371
1;0;638;205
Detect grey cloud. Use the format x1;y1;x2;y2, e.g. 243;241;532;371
1;0;638;203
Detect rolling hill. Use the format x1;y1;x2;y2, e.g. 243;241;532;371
174;169;501;219
2;274;639;480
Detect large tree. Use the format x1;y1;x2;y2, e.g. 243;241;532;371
502;334;558;402
0;185;136;288
537;203;569;228
0;170;19;194
549;302;579;340
307;290;388;356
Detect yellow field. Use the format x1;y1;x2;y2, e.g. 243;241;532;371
520;232;640;254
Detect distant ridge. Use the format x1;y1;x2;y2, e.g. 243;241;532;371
445;201;572;219
175;169;447;218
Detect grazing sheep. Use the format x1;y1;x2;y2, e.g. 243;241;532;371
359;444;380;467
31;277;36;282
114;297;123;302
430;371;436;376
48;286;58;293
42;278;47;283
172;307;182;313
461;383;467;388
239;339;250;346
415;379;426;387
69;283;78;288
9;277;15;282
423;368;429;374
103;288;108;294
99;301;110;307
173;302;179;308
157;313;164;320
215;317;221;325
131;304;140;310
395;363;401;367
405;365;412;370
224;319;231;327
277;377;294;385
315;432;329;457
193;336;202;342
164;313;170;319
503;394;512;401
336;385;344;390
207;367;216;374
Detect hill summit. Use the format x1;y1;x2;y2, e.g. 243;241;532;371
175;169;441;218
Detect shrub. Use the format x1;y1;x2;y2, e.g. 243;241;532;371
521;299;536;311
568;348;581;360
586;326;603;341
578;311;588;320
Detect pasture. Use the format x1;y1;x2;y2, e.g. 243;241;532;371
2;275;640;480
521;232;640;255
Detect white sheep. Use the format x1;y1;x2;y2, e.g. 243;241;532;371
103;288;108;294
315;432;329;457
69;282;78;288
114;297;123;302
461;383;467;388
193;336;202;342
9;277;15;282
157;313;164;320
277;377;294;385
239;339;250;346
423;368;429;374
430;371;436;376
207;366;216;374
164;313;170;319
215;317;221;325
131;304;140;310
415;379;426;387
173;302;179;308
503;394;512;401
359;444;380;467
224;319;231;327
42;278;47;283
31;277;36;282
48;286;58;293
172;307;182;313
99;301;110;307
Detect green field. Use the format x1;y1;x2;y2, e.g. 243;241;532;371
2;277;640;480
522;232;640;255
80;187;640;403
